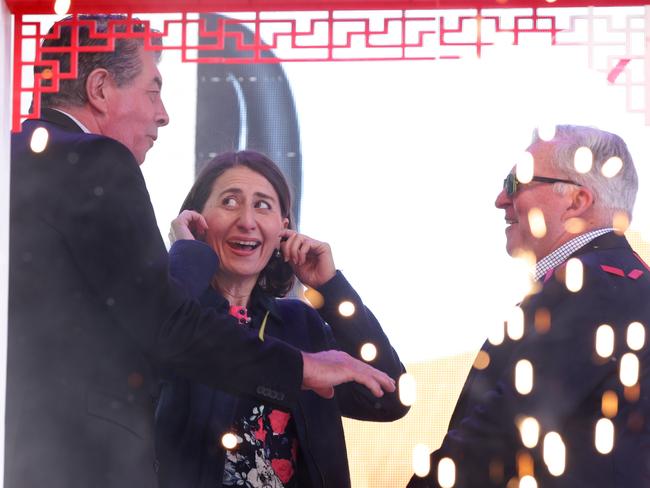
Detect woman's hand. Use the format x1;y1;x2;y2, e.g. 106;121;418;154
168;210;209;244
279;229;336;289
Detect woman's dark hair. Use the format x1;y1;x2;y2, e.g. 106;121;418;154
181;150;295;297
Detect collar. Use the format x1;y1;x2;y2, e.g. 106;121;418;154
534;228;615;281
39;107;86;133
50;108;91;133
208;286;283;324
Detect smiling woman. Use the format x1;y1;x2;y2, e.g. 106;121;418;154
156;149;409;488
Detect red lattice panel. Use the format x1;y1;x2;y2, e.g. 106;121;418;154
11;7;650;131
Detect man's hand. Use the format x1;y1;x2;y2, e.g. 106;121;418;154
301;350;396;399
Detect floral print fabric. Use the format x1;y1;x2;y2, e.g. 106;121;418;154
222;403;298;487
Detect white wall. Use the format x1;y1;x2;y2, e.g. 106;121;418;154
0;2;11;487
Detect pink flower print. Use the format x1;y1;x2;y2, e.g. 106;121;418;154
268;410;291;435
271;458;294;484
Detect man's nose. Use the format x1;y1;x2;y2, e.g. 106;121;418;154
495;187;511;209
157;99;170;127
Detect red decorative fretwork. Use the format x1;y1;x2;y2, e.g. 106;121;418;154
11;6;650;131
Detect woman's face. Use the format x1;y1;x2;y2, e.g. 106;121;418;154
201;166;289;282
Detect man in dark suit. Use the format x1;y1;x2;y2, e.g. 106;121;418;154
407;125;650;487
8;15;395;488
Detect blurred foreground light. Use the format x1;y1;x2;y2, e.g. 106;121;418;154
627;322;645;351
543;432;566;476
304;287;324;309
517;451;534;477
620;353;639;387
528;208;547;238
538;123;556;141
438;457;456;488
612;212;630;234
473;350;490;370
534;308;551;334
515;359;534;395
595;418;614;454
54;0;71;15
507;306;524;341
30;127;49;153
338;301;355;317
221;432;238;450
573;146;593;173
565;258;583;292
519;416;540;448
564;217;586;234
595;324;615;358
601;390;618;418
488;321;505;346
516;152;535;184
601;156;623;178
520;475;538;488
412;444;431;477
399;373;417;406
360;343;377;361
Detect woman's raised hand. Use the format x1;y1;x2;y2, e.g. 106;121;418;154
279;230;336;289
169;210;209;244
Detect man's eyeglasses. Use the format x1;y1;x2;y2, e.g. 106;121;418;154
502;173;582;197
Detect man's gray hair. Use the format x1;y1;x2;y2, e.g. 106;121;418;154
530;124;638;219
37;14;161;108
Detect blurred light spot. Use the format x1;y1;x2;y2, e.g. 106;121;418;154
564;217;586;234
565;258;583;292
516;152;535;184
612;212;630;234
399;373;417;406
54;0;71;15
624;383;640;402
545;0;557;3
338;301;355;317
517;451;534;476
601;390;618;418
473;350;490;370
543;432;566;476
30;127;49;153
507;306;525;341
528;208;547;238
601;156;623;178
620;352;639;387
595;418;614;454
438;457;456;488
41;68;53;80
573;146;593;173
519;416;540;448
534;308;551;334
360;343;377;361
538;123;556;141
595;324;615;358
304;287;324;309
127;372;144;389
627;321;645;351
520;475;538;488
221;432;238;449
515;359;533;395
627;411;645;431
489;459;504;484
506;478;519;488
488;321;505;346
412;444;431;477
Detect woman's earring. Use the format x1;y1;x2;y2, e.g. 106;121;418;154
274;248;282;259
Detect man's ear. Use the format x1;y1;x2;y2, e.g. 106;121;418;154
85;68;111;114
565;186;594;218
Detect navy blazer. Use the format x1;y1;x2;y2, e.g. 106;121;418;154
155;240;409;488
407;232;650;487
8;110;305;488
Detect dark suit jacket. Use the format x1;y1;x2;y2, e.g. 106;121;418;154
407;232;650;487
155;240;409;488
7;109;304;488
